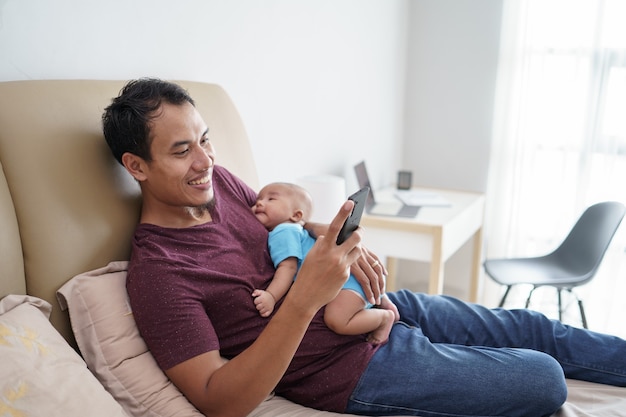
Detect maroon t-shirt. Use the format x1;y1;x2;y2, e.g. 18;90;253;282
127;165;378;412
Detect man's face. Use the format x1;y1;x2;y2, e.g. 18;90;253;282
137;102;216;216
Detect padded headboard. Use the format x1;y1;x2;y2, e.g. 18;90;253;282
0;80;258;342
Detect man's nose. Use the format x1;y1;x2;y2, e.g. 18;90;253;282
194;147;214;170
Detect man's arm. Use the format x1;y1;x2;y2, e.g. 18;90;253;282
166;201;362;417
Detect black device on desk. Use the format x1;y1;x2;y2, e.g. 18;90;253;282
354;160;420;218
397;170;412;190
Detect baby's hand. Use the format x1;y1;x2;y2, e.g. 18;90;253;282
252;289;276;317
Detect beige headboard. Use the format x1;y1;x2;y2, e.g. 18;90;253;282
0;80;258;342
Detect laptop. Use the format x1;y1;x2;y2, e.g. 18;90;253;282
354;161;420;218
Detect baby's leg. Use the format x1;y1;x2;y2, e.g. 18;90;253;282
324;290;396;344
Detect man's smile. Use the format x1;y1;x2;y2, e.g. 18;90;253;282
189;175;211;186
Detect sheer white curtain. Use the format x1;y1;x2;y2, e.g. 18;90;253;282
485;0;626;337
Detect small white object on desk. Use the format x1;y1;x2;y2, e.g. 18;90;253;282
297;175;346;223
394;190;451;207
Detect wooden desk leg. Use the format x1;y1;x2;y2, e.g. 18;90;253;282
385;256;398;292
428;229;444;295
468;227;483;303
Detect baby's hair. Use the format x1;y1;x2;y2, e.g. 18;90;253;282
275;182;314;222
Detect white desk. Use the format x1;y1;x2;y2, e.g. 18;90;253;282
361;187;485;302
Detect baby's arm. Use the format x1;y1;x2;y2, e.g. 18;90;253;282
253;257;298;317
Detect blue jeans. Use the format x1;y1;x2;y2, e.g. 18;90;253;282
345;290;626;417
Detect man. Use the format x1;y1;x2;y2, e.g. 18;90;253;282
102;78;626;417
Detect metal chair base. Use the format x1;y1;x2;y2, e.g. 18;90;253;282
498;285;588;329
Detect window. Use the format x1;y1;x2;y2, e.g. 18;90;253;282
486;0;626;335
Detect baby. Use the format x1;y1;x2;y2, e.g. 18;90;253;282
252;182;398;344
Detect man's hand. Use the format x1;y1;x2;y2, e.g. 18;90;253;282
303;211;386;305
351;245;386;305
288;200;363;314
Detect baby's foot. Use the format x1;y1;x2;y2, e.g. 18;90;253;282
379;295;400;321
367;310;396;345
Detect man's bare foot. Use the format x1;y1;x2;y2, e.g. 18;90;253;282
367;310;396;345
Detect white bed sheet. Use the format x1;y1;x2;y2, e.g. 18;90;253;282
249;379;626;417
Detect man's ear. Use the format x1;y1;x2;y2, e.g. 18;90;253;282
121;152;148;182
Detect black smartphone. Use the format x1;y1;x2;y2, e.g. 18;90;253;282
336;186;370;245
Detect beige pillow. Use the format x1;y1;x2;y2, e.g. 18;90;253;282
56;262;358;417
57;261;203;417
0;294;128;417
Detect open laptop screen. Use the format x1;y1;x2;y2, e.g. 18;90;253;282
354;161;377;209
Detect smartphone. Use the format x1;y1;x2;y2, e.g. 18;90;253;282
336;186;370;245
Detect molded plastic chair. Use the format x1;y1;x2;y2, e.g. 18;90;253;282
484;201;626;328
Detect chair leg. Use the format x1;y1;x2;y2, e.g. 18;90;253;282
561;289;588;329
525;286;537;308
578;300;588;329
557;289;563;322
578;298;588;329
498;286;511;308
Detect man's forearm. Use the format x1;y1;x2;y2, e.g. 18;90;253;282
303;221;328;238
175;294;319;417
212;297;317;416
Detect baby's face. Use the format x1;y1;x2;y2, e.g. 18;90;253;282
252;184;300;231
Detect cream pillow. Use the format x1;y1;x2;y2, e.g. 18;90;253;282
56;261;359;417
0;294;128;417
57;261;203;417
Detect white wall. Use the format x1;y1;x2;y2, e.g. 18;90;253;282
395;0;503;299
0;0;504;301
404;0;502;193
0;0;408;191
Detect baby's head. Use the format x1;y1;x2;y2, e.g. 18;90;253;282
252;182;314;231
